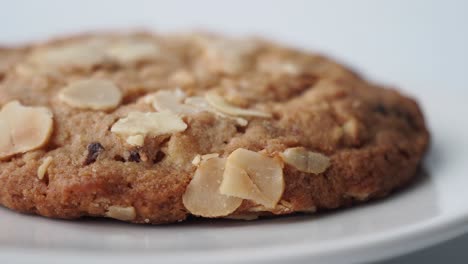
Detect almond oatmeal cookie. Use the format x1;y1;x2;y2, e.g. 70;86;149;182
0;32;429;223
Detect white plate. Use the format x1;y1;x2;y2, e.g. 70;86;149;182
0;89;467;264
1;1;467;262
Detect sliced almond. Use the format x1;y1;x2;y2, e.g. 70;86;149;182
248;200;293;213
151;89;201;115
201;153;220;160
126;134;145;146
185;96;248;126
182;157;242;217
279;147;330;174
343;119;360;140
31;41;107;68
107;41;159;64
259;59;300;75
191;153;219;166
205;92;271;118
37;156;53;180
148;91;248;126
105;206;136;221
191;154;201;166
59;79;122;111
196;36;258;74
183;96;211;110
220;148;284;209
0;101;53;159
110;111;187;139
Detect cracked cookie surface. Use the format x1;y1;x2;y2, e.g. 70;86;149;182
0;32;429;223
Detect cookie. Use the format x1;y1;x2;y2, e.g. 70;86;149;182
0;32;429;224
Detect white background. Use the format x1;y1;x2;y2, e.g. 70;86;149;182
1;0;467;262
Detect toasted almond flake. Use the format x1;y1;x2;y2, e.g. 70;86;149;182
280;200;293;209
0;101;53;159
182;157;242;217
110;111;187;139
184;96;210;109
201;153;220;160
37;156;53;180
126;134;145;146
184;96;248;126
248;205;267;212
343;119;360;139
169;70;195;86
345;190;371;201
191;154;201;166
31;41;107;68
282;63;300;74
279;147;330;174
15;63;60;79
191;153;220;167
248;200;293;213
205;92;271;118
233;117;249;127
151;89;201;115
259;60;300;75
107;41;159;64
144;89;250;127
220;148;284;209
105;206;136;221
196;36;258;74
149;92;249;126
59;79;122;111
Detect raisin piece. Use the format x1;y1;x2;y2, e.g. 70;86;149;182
128;151;141;163
374;104;388;115
153;151;166;164
84;142;104;165
113;155;125;162
394;108;417;129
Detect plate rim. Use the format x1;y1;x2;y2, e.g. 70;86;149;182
1;211;468;264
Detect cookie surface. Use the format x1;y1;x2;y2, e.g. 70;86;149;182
0;32;429;224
